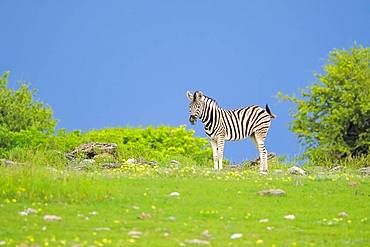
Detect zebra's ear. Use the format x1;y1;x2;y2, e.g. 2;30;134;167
186;91;194;101
194;91;203;101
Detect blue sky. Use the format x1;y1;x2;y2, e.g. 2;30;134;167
1;1;369;162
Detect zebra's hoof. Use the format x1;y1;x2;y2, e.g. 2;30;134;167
259;170;268;175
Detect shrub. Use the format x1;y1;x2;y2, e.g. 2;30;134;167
0;126;50;157
279;45;370;164
0;71;56;133
49;126;212;165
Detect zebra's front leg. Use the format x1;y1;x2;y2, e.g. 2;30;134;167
210;139;219;170
217;137;225;170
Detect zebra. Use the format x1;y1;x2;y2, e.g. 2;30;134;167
186;90;276;173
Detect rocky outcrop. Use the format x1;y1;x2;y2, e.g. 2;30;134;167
68;142;118;159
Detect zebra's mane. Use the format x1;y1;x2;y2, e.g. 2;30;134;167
203;95;219;107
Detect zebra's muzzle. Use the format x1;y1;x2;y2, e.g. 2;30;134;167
189;115;197;125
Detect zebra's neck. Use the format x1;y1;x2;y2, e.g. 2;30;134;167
199;97;221;131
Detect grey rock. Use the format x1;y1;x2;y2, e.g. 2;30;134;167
68;142;117;159
102;163;122;169
359;167;370;175
330;165;341;172
288;166;306;175
228;164;244;170
258;189;286;196
137;156;158;166
126;157;158;166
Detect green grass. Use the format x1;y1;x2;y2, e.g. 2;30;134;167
0;164;369;246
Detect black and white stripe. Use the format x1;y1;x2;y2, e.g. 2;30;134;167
187;90;275;173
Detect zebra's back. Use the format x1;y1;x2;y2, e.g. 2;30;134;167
222;105;272;141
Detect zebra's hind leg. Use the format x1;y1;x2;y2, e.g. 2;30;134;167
252;132;268;174
210;139;219;170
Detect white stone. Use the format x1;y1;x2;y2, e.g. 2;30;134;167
127;158;136;164
128;230;143;239
338;211;349;218
19;211;28;216
169;191;180;197
284;214;296;220
19;208;38;216
43;215;62;221
230;233;243;240
259;218;269;223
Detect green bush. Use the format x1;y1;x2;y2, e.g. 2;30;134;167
0;126;50;156
0;71;56;133
49;126;212;165
279;45;370;164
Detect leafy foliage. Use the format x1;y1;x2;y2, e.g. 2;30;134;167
50;126;212;165
0;71;56;133
0;126;50;156
1;125;212;165
279;45;370;162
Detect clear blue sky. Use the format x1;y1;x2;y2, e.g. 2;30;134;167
1;1;369;162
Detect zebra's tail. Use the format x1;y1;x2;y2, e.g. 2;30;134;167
265;104;277;119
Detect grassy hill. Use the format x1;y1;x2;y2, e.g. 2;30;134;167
0;162;369;246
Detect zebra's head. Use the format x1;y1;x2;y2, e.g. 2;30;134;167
186;90;204;125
